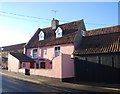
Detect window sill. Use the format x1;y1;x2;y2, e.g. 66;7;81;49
33;68;52;70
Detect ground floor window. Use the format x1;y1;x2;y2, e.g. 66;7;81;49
22;63;26;68
36;63;39;69
35;61;52;69
40;62;45;69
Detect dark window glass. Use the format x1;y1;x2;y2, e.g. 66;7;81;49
36;63;39;69
41;62;45;68
33;49;37;58
55;47;60;57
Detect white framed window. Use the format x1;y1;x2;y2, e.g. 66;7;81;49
31;48;38;58
81;30;86;37
54;46;60;57
39;31;44;41
55;27;62;38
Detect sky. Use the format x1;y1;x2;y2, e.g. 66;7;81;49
0;2;119;47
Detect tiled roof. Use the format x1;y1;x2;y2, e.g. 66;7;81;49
74;25;120;55
10;52;34;62
86;25;120;36
26;19;85;48
2;43;26;52
38;31;77;47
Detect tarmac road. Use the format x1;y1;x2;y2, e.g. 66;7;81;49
1;74;88;93
1;71;119;94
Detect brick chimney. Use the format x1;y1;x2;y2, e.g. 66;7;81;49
51;18;59;30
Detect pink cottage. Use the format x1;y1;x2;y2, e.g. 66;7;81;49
23;18;86;81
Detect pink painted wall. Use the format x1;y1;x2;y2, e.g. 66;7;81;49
30;54;62;78
8;53;32;73
45;59;52;69
61;44;75;78
27;46;62;78
19;69;25;73
23;62;30;69
26;43;74;79
8;53;20;72
27;48;33;58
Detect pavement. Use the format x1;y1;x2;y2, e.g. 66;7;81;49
0;70;120;93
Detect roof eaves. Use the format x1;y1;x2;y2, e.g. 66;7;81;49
25;28;41;48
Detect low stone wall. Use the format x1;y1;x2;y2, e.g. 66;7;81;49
19;69;25;73
19;68;61;79
30;69;55;78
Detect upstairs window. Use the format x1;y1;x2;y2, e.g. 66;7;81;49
54;46;60;57
81;30;86;37
39;31;44;41
55;27;62;38
31;49;37;58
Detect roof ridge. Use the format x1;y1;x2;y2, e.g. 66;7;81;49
59;19;84;26
2;43;26;48
87;31;120;37
86;25;120;36
87;25;120;32
41;19;84;30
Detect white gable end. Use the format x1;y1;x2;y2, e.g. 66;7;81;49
55;27;62;38
39;31;44;41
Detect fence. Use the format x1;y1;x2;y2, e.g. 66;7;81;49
74;58;120;84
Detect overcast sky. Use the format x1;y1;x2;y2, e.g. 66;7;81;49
0;2;118;47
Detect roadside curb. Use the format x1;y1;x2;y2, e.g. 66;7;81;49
0;72;41;84
0;72;76;92
1;71;120;93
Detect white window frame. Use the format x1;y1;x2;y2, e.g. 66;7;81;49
81;30;86;37
55;27;62;38
39;31;44;41
31;48;38;58
54;46;61;57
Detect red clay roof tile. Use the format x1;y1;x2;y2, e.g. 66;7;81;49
74;25;120;55
86;25;120;36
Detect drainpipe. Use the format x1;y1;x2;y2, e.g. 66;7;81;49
24;44;27;55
